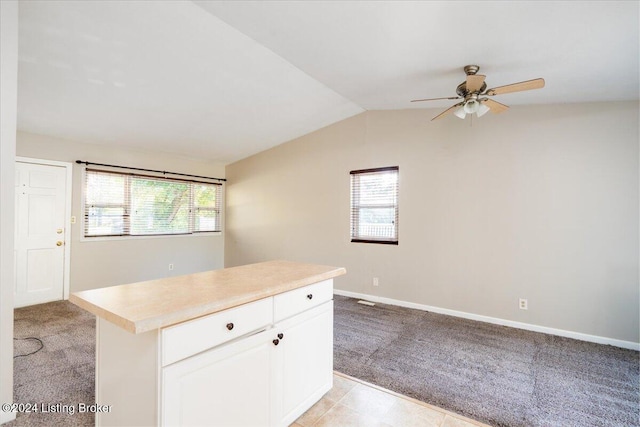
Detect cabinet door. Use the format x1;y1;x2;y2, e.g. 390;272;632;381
162;329;273;427
273;301;333;427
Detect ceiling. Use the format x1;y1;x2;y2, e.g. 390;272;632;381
17;1;639;164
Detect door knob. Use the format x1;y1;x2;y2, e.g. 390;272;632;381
56;241;63;246
56;228;63;234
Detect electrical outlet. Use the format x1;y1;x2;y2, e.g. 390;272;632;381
373;277;379;287
169;263;174;271
70;216;76;224
519;298;528;310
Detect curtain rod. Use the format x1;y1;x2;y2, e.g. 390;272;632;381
75;160;226;182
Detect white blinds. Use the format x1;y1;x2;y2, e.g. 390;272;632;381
350;166;399;244
84;169;222;237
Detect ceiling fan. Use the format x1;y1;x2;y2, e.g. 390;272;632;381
411;65;545;121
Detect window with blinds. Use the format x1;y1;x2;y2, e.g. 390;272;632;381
350;166;399;244
84;169;222;238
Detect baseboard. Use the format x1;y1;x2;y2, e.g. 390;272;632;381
0;411;16;425
334;289;640;351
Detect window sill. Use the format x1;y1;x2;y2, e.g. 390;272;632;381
80;231;222;243
351;239;398;245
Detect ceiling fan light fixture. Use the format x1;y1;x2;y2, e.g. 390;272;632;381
453;106;466;119
463;99;480;114
477;102;491;117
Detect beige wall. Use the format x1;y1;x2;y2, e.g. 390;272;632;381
17;131;226;293
225;102;640;344
0;1;18;423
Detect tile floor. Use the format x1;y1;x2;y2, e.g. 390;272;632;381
291;372;490;427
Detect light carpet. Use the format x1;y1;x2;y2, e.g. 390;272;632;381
333;295;640;427
8;298;640;427
8;301;95;427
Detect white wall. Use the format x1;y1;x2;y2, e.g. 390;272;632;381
17;131;226;293
0;1;18;423
225;102;640;345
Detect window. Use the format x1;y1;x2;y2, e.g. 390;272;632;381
84;169;222;238
350;166;399;244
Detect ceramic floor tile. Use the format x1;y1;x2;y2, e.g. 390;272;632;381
381;397;446;427
324;373;358;402
294;373;490;427
337;383;399;419
441;414;484;427
294;395;337;427
313;402;394;427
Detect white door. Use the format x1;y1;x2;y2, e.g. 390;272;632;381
14;161;68;307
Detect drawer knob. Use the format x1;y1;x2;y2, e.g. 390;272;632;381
226;323;234;331
307;294;313;300
277;333;284;340
272;339;280;346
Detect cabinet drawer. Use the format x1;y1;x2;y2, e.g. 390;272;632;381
273;279;333;322
161;297;273;366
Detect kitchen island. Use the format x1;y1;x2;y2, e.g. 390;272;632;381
70;260;346;427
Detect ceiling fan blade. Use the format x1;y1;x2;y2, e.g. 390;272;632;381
431;102;463;121
481;98;509;113
411;96;461;103
485;78;545;96
466;74;486;93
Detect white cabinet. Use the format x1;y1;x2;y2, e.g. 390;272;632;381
160;280;334;427
95;280;334;427
162;329;273;427
273;301;333;427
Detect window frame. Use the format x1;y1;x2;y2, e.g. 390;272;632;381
350;166;399;245
81;168;223;240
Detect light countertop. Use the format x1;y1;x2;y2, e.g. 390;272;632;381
69;260;346;334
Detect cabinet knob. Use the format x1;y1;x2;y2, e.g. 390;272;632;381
272;339;280;346
277;333;284;340
307;294;313;300
226;323;234;331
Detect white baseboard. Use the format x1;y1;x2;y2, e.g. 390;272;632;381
334;289;640;351
0;411;16;425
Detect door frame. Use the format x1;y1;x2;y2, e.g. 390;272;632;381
15;157;73;301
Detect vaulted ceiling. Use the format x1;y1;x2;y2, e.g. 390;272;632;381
17;1;638;164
